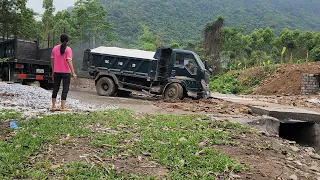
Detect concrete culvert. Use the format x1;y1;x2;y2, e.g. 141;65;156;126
279;121;318;149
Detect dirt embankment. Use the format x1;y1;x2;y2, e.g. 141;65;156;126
155;99;252;115
254;62;320;95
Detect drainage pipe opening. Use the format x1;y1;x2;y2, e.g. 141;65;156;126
279;121;316;147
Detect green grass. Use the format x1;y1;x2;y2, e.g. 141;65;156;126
0;110;21;120
0;109;250;179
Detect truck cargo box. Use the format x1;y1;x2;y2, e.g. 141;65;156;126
0;38;38;60
89;47;158;80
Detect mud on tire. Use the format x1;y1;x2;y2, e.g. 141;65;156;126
164;83;183;100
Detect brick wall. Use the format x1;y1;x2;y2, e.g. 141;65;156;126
301;74;320;95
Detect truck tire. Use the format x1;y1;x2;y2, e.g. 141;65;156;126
1;67;9;81
96;77;117;96
22;80;31;86
164;83;183;100
117;90;132;97
40;80;49;90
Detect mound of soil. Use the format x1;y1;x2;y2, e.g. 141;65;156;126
254;62;320;95
156;99;251;115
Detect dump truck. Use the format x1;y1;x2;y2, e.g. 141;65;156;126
0;37;53;89
83;46;211;99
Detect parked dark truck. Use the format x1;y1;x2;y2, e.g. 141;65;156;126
83;46;211;99
0;38;53;89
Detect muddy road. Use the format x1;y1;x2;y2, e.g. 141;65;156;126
68;89;172;114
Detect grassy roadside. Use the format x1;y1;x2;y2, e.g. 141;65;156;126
0;109;251;179
210;65;278;94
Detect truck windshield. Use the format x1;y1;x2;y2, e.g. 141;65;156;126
194;53;205;70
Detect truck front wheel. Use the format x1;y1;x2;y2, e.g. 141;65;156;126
96;77;117;96
164;83;183;100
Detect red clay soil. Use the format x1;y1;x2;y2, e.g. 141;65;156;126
254;62;320;95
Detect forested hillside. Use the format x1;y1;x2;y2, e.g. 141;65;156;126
99;0;320;45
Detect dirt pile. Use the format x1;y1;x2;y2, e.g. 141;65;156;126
254;62;320;95
155;99;252;115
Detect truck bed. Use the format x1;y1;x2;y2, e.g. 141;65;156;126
89;47;158;80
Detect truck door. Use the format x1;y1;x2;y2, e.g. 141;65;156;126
173;52;200;91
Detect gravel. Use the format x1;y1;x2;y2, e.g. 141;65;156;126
0;82;117;117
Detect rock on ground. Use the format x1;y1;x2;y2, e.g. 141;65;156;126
0;82;117;117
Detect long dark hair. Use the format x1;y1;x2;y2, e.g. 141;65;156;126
60;34;69;55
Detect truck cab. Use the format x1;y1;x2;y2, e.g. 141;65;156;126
156;48;211;99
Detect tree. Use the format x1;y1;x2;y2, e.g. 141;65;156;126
138;24;157;51
203;16;224;74
42;0;55;43
0;0;26;39
17;7;40;40
311;45;320;61
278;29;300;63
249;50;268;66
71;0;115;47
270;46;280;63
169;41;180;49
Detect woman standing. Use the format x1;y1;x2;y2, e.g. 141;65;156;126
51;34;77;111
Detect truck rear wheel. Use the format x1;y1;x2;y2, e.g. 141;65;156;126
1;67;9;81
96;77;117;96
164;83;183;100
40;80;49;90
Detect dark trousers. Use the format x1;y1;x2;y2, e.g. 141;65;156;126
52;73;71;100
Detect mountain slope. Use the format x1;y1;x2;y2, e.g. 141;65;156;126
98;0;320;45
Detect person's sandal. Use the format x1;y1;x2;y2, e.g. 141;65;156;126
60;108;72;112
51;108;60;112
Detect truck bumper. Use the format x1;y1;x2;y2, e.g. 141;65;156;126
18;74;52;81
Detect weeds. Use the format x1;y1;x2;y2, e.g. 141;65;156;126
0;110;21;120
210;65;277;94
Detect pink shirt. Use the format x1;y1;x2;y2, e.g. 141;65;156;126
51;45;73;73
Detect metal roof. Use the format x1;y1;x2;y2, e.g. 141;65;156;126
91;46;156;60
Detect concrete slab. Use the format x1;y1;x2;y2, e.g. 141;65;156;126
212;93;320;122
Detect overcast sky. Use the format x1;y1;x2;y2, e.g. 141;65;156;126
26;0;77;15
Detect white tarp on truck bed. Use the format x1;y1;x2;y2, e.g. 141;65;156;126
90;46;156;60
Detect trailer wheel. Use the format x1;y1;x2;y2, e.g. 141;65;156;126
164;83;183;100
1;67;9;81
96;77;117;96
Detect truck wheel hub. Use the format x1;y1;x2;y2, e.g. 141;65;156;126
102;83;109;90
168;89;176;97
